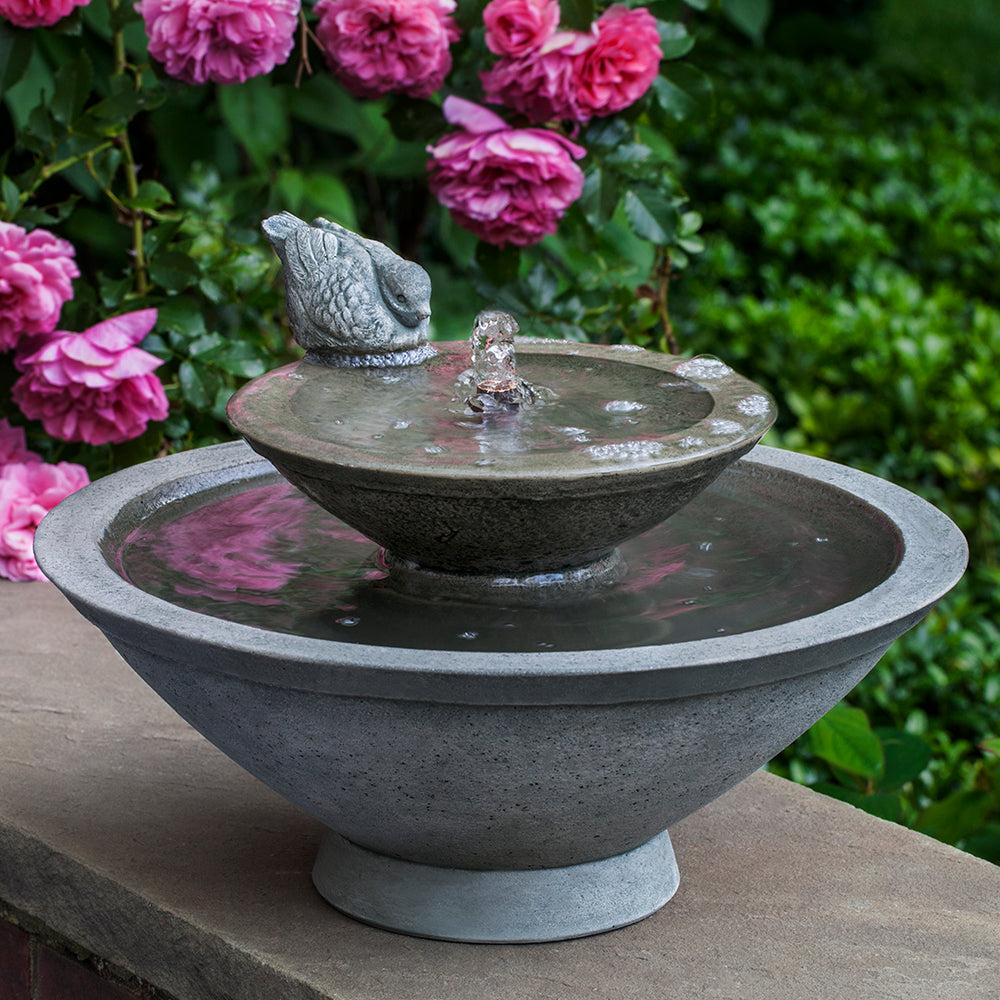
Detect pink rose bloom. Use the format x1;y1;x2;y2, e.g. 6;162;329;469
575;5;661;117
483;0;558;57
314;0;460;99
0;459;89;581
427;96;585;247
136;0;300;85
480;27;595;123
0;222;78;353
12;308;169;446
0;0;89;28
0;419;39;465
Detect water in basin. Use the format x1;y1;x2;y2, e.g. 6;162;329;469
114;462;901;653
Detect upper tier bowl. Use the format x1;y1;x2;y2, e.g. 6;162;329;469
226;341;776;585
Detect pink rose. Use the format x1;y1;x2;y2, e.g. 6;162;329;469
136;0;300;85
427;96;585;247
480;27;595;123
0;459;89;581
0;222;78;353
314;0;460;99
575;5;661;117
0;0;89;28
483;0;558;57
12;308;169;446
0;419;39;465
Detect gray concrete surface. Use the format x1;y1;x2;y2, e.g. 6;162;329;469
1;580;997;1000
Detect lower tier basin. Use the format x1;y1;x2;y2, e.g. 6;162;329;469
34;441;967;942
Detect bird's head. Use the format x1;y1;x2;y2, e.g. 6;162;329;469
379;260;433;327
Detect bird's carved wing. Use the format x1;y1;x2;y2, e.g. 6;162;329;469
284;223;378;341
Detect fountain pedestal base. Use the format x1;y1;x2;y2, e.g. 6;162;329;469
311;828;680;943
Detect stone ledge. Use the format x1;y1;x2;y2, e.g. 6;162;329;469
1;580;998;1000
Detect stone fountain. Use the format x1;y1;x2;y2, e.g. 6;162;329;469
35;215;967;944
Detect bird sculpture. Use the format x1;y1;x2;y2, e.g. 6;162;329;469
261;212;434;366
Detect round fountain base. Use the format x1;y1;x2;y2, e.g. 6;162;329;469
312;828;680;943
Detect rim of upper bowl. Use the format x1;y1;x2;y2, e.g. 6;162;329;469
225;342;778;483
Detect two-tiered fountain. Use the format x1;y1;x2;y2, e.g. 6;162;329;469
36;214;966;943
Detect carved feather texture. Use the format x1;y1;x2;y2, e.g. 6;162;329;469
262;212;432;358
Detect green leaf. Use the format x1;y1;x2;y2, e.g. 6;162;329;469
605;142;655;167
624;186;680;245
302;177;356;230
680;0;708;9
454;0;488;30
157;296;207;339
143;219;183;259
211;342;268;379
0;22;34;96
87;147;123;189
15;197;78;226
217;77;289;167
148;251;198;293
657;22;695;61
580;166;621;224
141;332;171;360
720;0;772;45
211;384;235;423
583;117;631;151
384;96;443;143
80;82;166;136
561;0;595;32
651;75;695;123
808;703;884;780
300;173;358;231
813;783;904;823
981;737;1000;758
188;333;227;357
653;63;714;126
1;175;18;215
962;822;1000;865
98;273;132;309
50;52;92;127
178;359;211;409
122;179;174;213
475;241;521;286
915;790;993;846
875;728;933;790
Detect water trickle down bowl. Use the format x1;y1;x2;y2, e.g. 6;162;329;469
35;332;966;943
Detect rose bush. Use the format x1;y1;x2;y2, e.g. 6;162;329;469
428;96;585;246
0;0;716;583
0;419;37;465
12;310;169;446
575;5;662;117
480;2;661;123
137;0;300;85
0;223;78;352
0;459;89;581
0;0;88;28
483;0;560;57
314;0;460;99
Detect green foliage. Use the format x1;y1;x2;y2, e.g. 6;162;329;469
669;46;999;863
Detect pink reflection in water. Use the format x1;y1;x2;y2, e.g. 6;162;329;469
123;483;370;606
